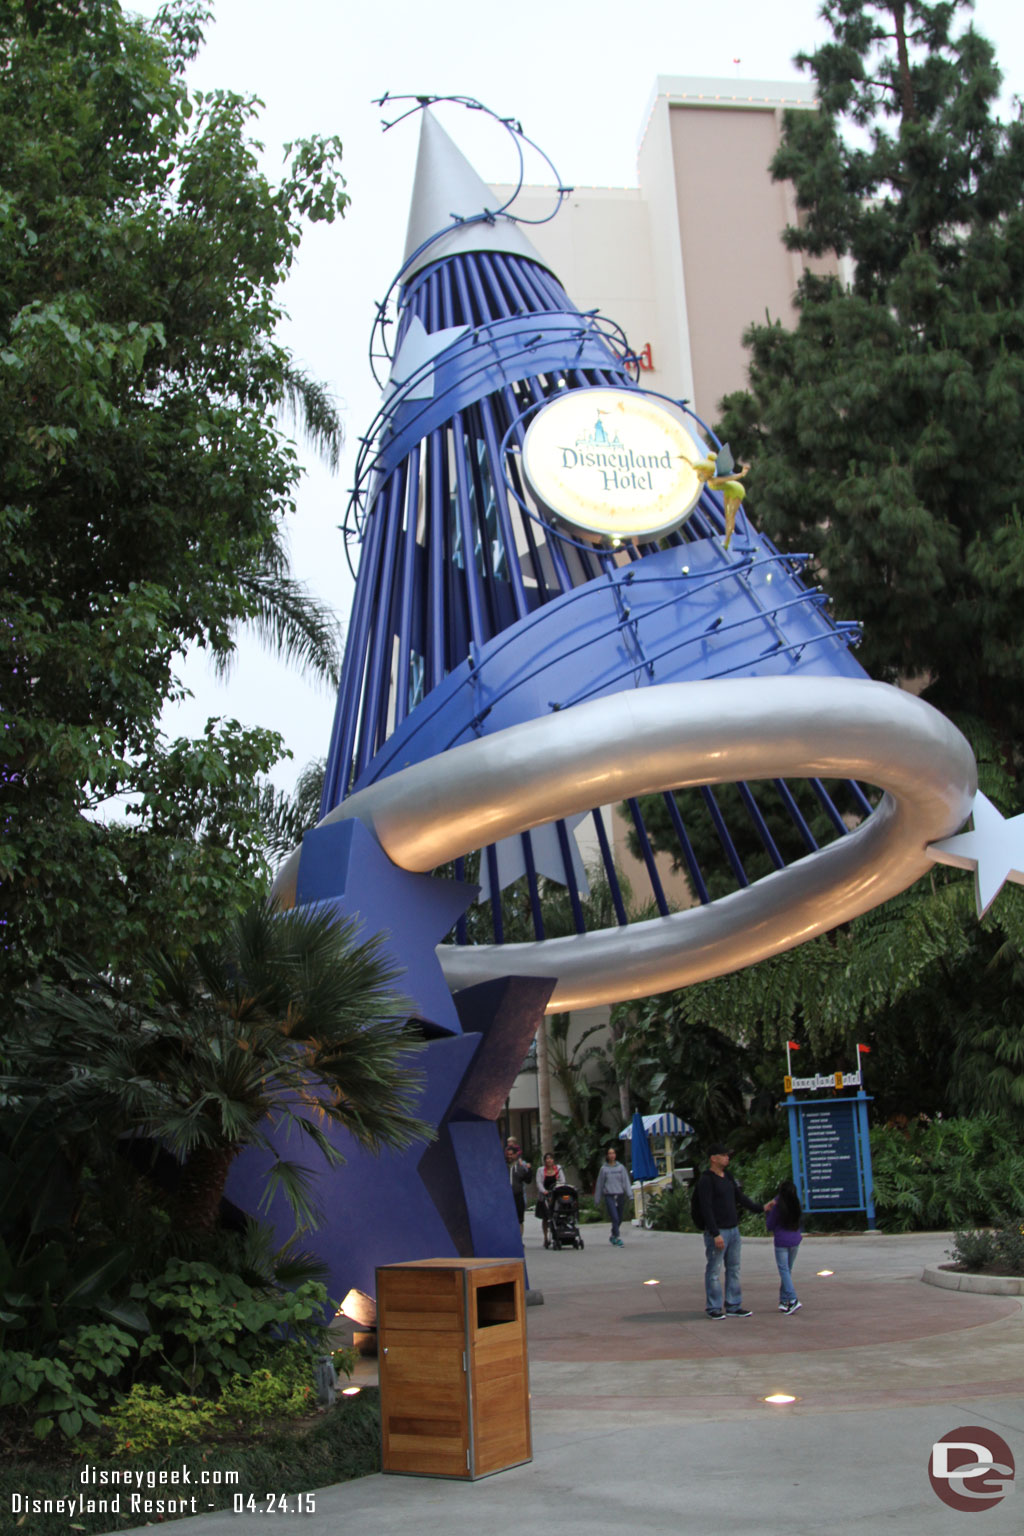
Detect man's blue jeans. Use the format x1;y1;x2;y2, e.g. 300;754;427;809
604;1193;626;1238
774;1244;798;1306
704;1227;742;1313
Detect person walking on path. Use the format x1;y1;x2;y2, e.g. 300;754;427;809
766;1179;803;1314
593;1143;632;1246
536;1152;566;1248
505;1140;532;1237
696;1143;770;1318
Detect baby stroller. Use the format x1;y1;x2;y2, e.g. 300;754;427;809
545;1183;585;1250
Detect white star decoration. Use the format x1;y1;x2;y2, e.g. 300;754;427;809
384;315;468;403
927;791;1024;917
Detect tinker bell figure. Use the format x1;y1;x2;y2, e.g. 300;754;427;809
686;443;750;548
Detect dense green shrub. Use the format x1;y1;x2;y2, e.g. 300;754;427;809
132;1261;330;1395
94;1344;330;1454
0;1389;382;1536
870;1115;1024;1232
949;1218;1024;1275
0;1253;333;1449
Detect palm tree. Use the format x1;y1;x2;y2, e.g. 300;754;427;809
219;365;346;690
2;901;431;1237
258;757;327;864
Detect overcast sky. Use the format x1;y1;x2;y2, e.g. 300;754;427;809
132;0;1024;792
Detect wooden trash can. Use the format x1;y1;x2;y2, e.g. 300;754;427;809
376;1257;531;1480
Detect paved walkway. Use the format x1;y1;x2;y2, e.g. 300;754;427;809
113;1221;1024;1536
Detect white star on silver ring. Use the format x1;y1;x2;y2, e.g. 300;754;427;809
927;791;1024;918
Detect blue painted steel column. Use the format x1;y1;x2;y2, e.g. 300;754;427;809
857;1092;877;1230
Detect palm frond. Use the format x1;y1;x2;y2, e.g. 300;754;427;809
277;363;342;472
221;562;342;688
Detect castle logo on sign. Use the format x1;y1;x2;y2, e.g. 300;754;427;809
522;387;705;543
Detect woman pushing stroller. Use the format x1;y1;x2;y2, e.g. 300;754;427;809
535;1152;566;1247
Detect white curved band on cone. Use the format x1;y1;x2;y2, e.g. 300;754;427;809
283;678;976;1012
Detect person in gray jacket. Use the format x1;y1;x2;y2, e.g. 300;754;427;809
593;1143;632;1246
504;1140;532;1236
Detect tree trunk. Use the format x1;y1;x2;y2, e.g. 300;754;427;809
536;1013;553;1157
174;1144;239;1235
606;1005;633;1126
891;2;917;125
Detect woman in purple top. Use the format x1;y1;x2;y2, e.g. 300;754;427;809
765;1179;803;1314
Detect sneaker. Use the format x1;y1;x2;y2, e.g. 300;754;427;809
707;1309;726;1319
608;1234;616;1244
726;1307;753;1317
785;1300;802;1314
778;1304;788;1312
613;1237;624;1247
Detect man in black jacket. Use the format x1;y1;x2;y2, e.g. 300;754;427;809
696;1143;768;1318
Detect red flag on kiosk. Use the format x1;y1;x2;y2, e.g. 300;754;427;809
857;1044;872;1054
786;1041;801;1050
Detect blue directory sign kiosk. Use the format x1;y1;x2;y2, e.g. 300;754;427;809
785;1091;876;1228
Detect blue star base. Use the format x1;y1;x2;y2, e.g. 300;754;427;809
294;817;475;1036
224;976;554;1302
227;825;555;1304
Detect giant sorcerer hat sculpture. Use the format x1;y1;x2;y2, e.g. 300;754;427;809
231;97;1010;1301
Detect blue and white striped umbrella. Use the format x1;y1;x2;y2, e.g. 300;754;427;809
619;1112;694;1139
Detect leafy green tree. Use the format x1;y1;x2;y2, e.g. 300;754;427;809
612;992;754;1152
0;0;348;986
546;1016;616;1189
718;0;1024;765
2;900;429;1239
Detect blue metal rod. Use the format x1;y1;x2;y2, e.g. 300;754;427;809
321;471;390;812
462;415;503;636
809;778;850;836
354;467;405;775
662;791;712;905
477;251;519;319
555;819;587;934
699;786;750;888
425;267;440;331
501;386;555;602
426;428;447;692
591;807;630;927
449;250;479;327
626;797;671;917
485;843;504;943
438;258;458;328
392;442;421;731
846;779;875;817
518;831;546;941
736;781;786;870
451;409;487;648
500;381;574;595
772;779;819;853
454;856;469;944
475;393;531;618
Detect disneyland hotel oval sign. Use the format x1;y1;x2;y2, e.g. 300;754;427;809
522;388;705;542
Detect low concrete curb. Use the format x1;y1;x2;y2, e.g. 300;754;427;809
922;1264;1024;1296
